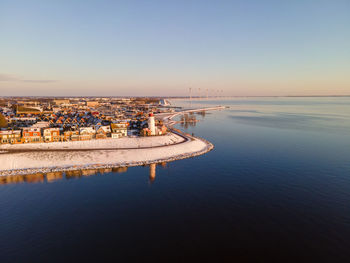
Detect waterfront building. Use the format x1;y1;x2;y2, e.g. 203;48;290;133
0;130;22;144
111;122;128;138
79;127;96;140
22;127;42;143
63;130;78;141
157;125;168;135
43;128;61;142
96;125;111;139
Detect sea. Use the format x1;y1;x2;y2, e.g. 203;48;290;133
1;97;350;262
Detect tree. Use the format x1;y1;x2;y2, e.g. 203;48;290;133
0;113;8;128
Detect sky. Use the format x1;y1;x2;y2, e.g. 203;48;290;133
0;0;349;96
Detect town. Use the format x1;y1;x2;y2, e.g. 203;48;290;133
0;97;173;144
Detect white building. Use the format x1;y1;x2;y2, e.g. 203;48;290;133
79;127;96;140
111;122;128;138
43;128;60;142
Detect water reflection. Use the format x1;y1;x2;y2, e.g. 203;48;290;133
0;173;45;184
0;163;168;185
46;171;63;182
112;167;128;174
65;169;82;179
149;163;156;184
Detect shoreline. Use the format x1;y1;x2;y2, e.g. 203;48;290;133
0;135;213;177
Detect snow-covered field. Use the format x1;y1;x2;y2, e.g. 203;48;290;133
0;133;184;151
0;136;212;175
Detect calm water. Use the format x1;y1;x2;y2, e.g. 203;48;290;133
1;97;350;262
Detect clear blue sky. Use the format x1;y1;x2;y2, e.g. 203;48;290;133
1;0;349;96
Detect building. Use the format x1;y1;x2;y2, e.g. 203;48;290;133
9;117;36;126
96;125;111;139
140;128;152;137
22;127;42;143
111;122;128;138
148;113;156;135
0;130;22;144
157;125;167;135
79;127;96;140
63;130;79;141
43;128;61;142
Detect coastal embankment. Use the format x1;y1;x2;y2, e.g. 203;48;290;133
0;132;213;176
0;132;185;151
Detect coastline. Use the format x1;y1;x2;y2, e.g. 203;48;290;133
0;134;213;177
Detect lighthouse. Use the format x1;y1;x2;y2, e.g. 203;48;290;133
148;113;156;135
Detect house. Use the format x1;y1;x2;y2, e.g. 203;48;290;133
140;128;152;137
22;127;42;143
157;125;168;135
43;128;61;142
63;130;79;141
96;125;111;139
0;130;22;144
111;122;128;138
64;118;72;124
79;127;96;140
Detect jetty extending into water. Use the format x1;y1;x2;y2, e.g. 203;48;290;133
156;106;226;126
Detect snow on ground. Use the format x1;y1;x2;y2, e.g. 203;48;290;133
0;136;209;172
0;133;184;150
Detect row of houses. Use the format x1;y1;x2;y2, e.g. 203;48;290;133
0;123;129;144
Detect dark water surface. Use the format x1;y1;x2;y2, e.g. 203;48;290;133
1;97;350;262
